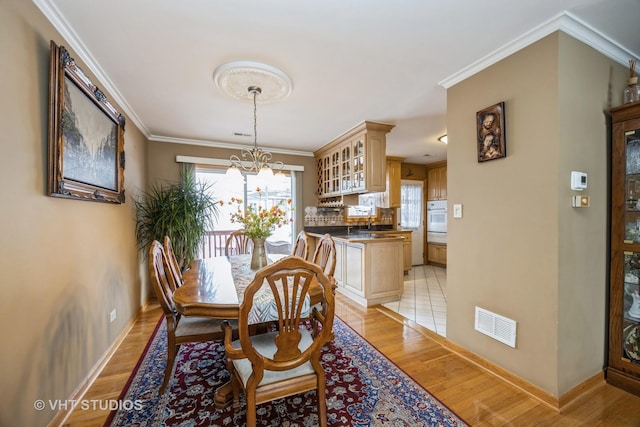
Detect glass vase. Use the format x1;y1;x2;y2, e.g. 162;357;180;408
624;76;640;104
250;237;268;270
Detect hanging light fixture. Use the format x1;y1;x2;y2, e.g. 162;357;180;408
226;86;284;179
213;61;291;180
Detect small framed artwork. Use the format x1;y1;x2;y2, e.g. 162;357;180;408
476;102;506;162
47;41;126;203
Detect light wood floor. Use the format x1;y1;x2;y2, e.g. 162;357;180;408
63;294;640;426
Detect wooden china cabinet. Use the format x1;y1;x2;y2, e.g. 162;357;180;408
607;100;640;397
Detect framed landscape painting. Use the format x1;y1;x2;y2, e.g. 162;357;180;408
47;41;126;203
476;102;506;162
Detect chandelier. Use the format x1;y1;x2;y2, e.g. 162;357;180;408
226;86;284;179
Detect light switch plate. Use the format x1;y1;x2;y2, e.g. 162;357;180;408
453;204;463;218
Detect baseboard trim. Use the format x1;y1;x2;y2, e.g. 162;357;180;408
375;305;604;412
49;302;151;427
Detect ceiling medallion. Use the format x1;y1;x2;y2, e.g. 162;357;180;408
212;61;292;104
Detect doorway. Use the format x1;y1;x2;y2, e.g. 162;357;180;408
400;179;425;265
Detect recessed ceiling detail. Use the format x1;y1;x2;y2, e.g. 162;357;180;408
213;61;292;104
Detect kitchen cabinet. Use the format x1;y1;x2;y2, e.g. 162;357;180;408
427;243;447;266
315;121;394;199
372;157;403;208
308;232;404;306
607;100;640;397
316;148;341;197
427;165;447;201
370;229;411;273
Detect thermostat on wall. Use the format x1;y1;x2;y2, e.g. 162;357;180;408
571;171;587;191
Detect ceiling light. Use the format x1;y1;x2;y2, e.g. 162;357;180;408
226;86;284;178
438;135;448;144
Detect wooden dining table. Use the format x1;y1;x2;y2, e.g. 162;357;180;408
172;253;298;408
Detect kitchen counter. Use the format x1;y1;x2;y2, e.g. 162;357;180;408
306;231;404;307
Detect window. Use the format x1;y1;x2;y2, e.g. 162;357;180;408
196;167;295;245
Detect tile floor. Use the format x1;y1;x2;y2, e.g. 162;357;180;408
382;264;447;337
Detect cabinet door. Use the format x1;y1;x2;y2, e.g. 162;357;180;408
403;239;411;271
427;168;440;200
351;137;366;192
428;243;446;265
388;160;401;207
438;167;447;200
609;111;640;393
344;244;364;294
340;143;352;193
330;149;341;195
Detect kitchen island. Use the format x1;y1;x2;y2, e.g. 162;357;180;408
307;232;404;307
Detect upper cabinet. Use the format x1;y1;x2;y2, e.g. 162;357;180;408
372;156;404;208
315;121;395;199
427;164;447;201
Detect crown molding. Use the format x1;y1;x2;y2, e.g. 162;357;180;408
150;135;315;157
439;12;640;89
33;0;151;138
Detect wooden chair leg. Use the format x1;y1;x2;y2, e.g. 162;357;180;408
245;391;257;427
160;341;177;394
316;373;328;427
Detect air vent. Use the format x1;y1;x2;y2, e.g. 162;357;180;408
474;307;517;348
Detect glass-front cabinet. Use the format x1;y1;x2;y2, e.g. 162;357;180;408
608;100;640;396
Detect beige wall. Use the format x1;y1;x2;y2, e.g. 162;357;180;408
0;1;148;425
446;32;627;397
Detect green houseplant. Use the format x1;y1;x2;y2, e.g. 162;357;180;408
135;172;219;270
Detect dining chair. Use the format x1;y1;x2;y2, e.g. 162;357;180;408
164;235;183;292
292;230;310;260
222;256;335;427
311;233;336;277
149;240;234;394
225;230;251;256
309;234;337;340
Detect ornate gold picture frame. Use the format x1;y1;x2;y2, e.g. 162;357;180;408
47;41;125;203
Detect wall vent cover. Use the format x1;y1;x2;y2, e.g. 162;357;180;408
474;307;517;348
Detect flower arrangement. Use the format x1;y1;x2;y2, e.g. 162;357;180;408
224;187;292;239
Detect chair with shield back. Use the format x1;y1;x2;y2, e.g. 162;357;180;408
309;233;337;339
225;229;252;256
222;256;335;427
292;230;310;260
164;235;184;292
149;240;234;394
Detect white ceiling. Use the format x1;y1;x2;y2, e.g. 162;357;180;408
36;0;640;164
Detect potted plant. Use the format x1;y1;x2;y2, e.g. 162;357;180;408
135;172;219;270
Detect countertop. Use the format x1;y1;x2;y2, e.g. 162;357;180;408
308;231;405;243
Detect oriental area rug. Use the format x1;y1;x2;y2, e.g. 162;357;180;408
105;316;467;426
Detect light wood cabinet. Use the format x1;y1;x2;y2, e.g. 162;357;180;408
427;165;447;201
371;229;411;273
428;243;447;266
316;148;341;197
310;233;404;307
315;121;394;198
607;100;640;397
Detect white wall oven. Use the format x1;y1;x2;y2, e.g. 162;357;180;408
427;200;447;234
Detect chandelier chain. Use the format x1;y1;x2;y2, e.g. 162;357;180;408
253;89;258;149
